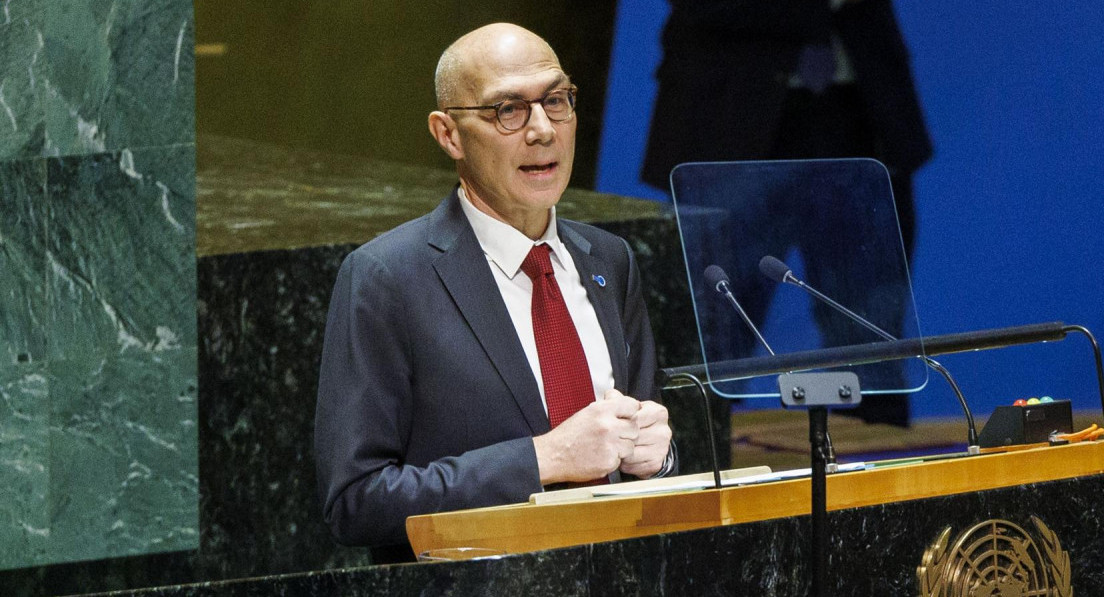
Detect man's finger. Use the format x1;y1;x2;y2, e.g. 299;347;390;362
602;388;624;401
603;388;640;411
633;422;671;446
632;401;667;428
610;401;640;420
610;415;639;440
617;438;635;460
620;452;662;478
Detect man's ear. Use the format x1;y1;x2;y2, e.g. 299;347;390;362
428;111;464;160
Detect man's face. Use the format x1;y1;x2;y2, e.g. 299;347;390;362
448;34;576;236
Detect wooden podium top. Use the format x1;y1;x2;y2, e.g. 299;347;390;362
406;440;1104;555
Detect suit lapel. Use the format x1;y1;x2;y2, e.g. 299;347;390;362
560;222;629;392
428;192;550;435
563;227;628;485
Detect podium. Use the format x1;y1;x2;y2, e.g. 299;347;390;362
405;441;1104;593
62;441;1104;594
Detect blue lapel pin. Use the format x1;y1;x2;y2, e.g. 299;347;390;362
592;274;606;287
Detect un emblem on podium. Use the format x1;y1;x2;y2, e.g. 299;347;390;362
917;516;1071;596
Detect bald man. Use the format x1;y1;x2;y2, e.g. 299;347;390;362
314;23;675;561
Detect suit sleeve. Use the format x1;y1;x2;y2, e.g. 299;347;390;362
314;249;543;548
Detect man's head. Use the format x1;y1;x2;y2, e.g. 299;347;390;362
428;23;576;240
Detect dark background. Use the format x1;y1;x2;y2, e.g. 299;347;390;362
194;1;616;187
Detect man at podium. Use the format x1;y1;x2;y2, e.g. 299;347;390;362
314;23;676;562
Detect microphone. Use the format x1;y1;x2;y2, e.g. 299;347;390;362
705;265;839;470
759;255;797;285
758;255;981;454
704;265;775;356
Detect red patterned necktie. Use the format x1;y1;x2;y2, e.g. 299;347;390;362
520;244;596;429
521;244;607;486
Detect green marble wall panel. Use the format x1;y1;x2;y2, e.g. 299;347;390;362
0;157;48;364
47;348;198;563
41;0;195;156
0;146;198;571
1;0;197;572
46;147;197;361
0;0;46;159
0;0;195;161
43;146;198;563
0;363;49;570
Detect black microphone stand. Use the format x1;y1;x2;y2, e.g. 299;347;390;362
665;372;722;490
810;405;829;596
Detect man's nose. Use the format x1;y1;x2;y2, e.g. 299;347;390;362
524;103;556;144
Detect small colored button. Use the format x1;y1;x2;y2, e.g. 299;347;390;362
1013;399;1027;406
1040;396;1054;403
1026;398;1041;405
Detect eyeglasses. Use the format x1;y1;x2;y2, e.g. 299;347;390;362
445;86;577;131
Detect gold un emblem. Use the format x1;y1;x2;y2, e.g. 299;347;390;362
918;516;1071;596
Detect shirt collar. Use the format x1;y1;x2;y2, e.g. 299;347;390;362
458;186;565;278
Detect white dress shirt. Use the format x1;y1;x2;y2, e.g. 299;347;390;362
458;188;616;415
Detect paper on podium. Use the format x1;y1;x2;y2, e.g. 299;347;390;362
528;463;873;505
529;465;773;505
593;462;871;499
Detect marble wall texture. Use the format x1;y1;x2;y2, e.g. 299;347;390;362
0;0;197;573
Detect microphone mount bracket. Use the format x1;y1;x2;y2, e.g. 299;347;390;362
778;372;862;409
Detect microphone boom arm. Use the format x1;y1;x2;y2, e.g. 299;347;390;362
718;280;775;357
786;276;980;451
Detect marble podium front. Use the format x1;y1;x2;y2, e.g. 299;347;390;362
81;469;1104;595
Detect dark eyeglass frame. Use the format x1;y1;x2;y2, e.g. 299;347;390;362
445;85;578;131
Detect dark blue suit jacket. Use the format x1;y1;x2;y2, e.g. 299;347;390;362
314;189;660;551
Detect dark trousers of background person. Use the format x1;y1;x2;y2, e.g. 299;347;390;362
769;83;914;426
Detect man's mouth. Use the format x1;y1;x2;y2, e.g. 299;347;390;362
519;162;557;174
